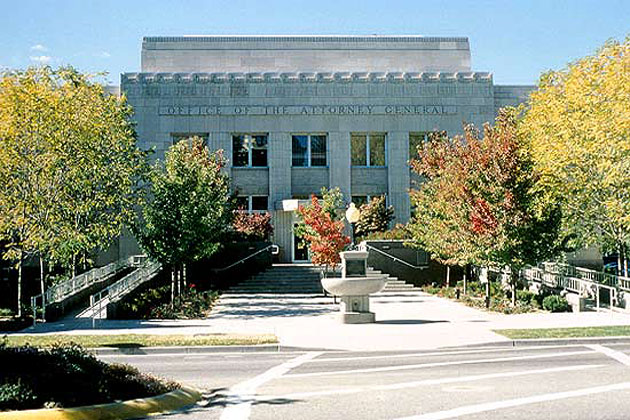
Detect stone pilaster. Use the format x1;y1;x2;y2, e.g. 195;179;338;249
387;131;411;224
328;131;351;202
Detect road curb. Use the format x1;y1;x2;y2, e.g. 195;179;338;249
461;336;630;348
91;343;282;355
0;386;201;420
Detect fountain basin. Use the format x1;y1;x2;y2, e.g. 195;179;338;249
321;276;387;296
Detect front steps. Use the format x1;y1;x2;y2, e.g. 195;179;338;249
225;264;323;294
224;264;421;295
367;267;422;292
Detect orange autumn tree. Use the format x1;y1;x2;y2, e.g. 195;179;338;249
297;196;350;276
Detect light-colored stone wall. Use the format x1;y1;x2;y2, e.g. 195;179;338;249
142;36;471;73
122;68;533;261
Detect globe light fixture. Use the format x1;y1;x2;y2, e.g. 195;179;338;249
345;202;360;224
346;202;361;245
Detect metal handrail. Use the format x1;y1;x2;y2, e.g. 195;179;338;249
30;255;147;326
89;260;161;325
211;244;278;273
360;243;427;270
523;264;619;311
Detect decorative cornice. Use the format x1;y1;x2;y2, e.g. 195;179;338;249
122;71;493;84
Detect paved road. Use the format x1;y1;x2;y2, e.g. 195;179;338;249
100;342;630;419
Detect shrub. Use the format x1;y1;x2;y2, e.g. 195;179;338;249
0;342;177;410
232;211;274;241
354;196;395;239
542;295;570;312
0;380;37;410
516;290;537;306
364;224;412;241
118;285;218;320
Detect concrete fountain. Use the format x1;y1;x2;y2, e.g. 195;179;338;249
320;250;387;323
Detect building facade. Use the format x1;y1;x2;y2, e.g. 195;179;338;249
121;35;533;263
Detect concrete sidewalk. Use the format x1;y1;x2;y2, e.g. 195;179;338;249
14;291;630;351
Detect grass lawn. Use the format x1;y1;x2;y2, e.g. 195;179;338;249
495;325;630;339
3;333;278;348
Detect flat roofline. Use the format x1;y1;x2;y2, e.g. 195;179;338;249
143;35;469;44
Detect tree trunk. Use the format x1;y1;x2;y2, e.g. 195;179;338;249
462;267;467;295
623;243;629;277
176;267;181;296
617;244;623;276
71;253;77;279
182;263;187;288
171;268;175;308
16;251;23;318
446;266;451;287
39;254;46;321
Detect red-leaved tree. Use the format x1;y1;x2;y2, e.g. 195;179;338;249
408;108;563;303
297;196;350;275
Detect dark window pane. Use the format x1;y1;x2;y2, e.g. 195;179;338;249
409;133;426;161
236;196;249;211
351;134;367;166
352;196;368;207
370;133;386;166
252;149;267;166
251;196;268;211
232;135;249;167
253;135;268;148
310;135;327;166
292;135;308;167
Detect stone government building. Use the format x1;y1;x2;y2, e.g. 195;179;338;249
119;35;533;263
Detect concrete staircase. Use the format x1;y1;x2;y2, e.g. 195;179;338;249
368;267;421;292
224;264;421;295
225;264;324;294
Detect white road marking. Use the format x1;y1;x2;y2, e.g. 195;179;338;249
307;344;588;363
219;351;322;420
98;351;303;358
586;344;630;366
256;364;602;401
283;350;595;378
393;381;630;419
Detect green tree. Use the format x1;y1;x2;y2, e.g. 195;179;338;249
354;196;394;240
521;38;630;275
409;109;562;303
135;137;234;303
0;67;146;318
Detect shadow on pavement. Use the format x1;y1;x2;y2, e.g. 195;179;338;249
375;319;449;325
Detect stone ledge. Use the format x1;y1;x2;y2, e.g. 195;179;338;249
122;71;493;84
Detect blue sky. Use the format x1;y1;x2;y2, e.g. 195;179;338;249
1;0;628;85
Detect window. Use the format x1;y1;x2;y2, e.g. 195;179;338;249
351;133;386;167
292;134;327;167
236;195;269;213
171;133;209;146
409;131;447;160
232;134;268;167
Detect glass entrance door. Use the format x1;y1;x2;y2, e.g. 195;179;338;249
293;224;309;262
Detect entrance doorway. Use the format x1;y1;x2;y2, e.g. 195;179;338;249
292;223;309;262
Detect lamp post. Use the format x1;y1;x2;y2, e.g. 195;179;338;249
345;202;361;246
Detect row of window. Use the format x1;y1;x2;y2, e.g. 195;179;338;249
227;132;443;168
235;194;387;213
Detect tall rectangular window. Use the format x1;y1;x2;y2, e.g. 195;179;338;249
351;133;386;167
236;195;269;213
292;134;327;167
232;134;268;167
